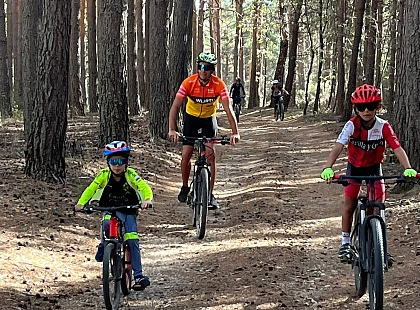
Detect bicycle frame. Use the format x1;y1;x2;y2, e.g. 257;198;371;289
179;135;229;239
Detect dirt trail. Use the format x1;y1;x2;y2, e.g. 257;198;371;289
0;108;419;310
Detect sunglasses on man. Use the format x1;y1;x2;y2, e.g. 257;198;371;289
355;102;379;112
197;64;214;71
108;158;128;166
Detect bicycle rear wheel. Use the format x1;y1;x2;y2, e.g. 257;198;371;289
351;207;367;297
195;168;209;239
367;218;385;310
103;243;122;310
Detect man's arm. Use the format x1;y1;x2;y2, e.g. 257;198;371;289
168;96;184;142
220;98;240;145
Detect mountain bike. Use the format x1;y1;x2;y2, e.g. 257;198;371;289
272;95;284;121
179;135;230;239
231;95;244;123
333;174;419;310
78;204;150;310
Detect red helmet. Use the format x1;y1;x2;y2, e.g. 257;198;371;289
351;84;382;104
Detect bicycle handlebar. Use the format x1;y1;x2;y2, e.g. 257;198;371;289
332;173;420;186
77;204;153;214
178;135;230;145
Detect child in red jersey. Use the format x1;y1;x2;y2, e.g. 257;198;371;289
320;84;417;265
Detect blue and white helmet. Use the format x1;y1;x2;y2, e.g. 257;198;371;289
103;141;131;158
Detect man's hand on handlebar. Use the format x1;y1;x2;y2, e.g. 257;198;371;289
168;130;180;142
230;133;240;146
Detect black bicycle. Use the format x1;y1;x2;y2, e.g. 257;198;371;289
77;204;150;310
334;174;419;310
273;95;284;121
179;135;230;239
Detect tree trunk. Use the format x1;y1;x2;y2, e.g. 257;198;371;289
135;0;146;109
248;1;260;109
341;0;366;122
25;0;71;183
13;0;23;108
284;0;303;111
335;0;345;115
80;0;87;109
313;0;324;114
149;0;169;141
395;0;420;168
197;0;205;54
69;0;83;117
144;0;151;109
6;0;12;104
388;0;397;119
97;0;129;145
21;0;41;139
87;0;98;113
364;0;377;84
169;1;193;101
127;0;139;116
0;0;11;119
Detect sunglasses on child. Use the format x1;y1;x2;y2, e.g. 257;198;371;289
108;158;128;166
197;64;214;71
355;102;379;112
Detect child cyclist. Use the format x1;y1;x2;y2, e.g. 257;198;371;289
320;84;417;265
74;141;153;291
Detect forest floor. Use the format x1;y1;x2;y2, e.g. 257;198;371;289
0;106;419;310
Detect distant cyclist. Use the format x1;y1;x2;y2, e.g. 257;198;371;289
168;52;240;209
229;77;246;114
271;80;289;116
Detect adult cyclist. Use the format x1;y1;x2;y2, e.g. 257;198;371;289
229;77;246;115
168;52;240;209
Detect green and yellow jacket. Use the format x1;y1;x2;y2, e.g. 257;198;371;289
77;167;153;206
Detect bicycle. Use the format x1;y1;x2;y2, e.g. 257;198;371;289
272;95;284;121
231;95;244;123
333;173;419;310
179;135;230;239
77;204;151;310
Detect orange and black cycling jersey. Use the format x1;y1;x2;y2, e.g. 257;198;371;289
175;73;229;118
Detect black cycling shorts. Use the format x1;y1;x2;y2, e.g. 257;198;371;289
182;113;218;146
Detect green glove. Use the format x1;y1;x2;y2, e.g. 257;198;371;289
321;168;334;180
403;168;417;178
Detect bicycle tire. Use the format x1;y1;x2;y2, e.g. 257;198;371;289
196;168;209;239
275;104;280;121
103;243;122;310
280;102;285;121
234;104;240;123
121;245;132;296
351;206;367;297
367;218;385;310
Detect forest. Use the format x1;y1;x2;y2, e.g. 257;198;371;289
1;1;420;309
0;0;419;182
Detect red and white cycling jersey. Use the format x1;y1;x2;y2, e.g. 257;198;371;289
336;116;401;168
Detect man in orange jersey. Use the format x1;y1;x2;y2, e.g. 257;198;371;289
168;52;240;209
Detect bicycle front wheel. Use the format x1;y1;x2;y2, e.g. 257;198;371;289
103;243;122;310
367;218;385;310
351;210;367;297
280;102;285;121
121;245;132;296
195;168;209;239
